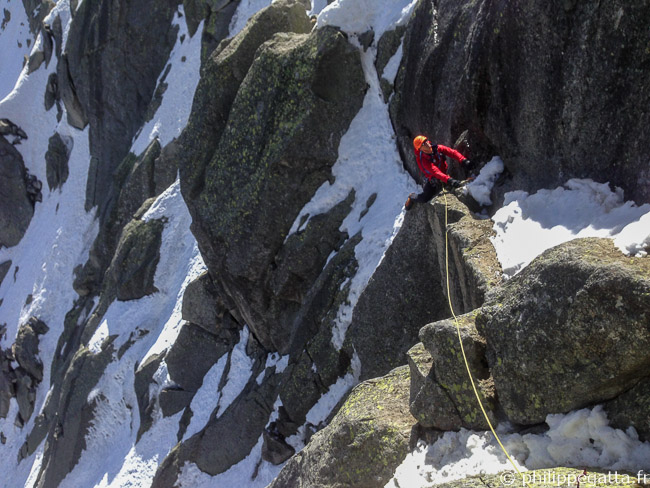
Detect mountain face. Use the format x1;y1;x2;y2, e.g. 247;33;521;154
0;0;649;487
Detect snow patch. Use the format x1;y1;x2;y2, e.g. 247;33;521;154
228;0;273;37
466;156;504;206
387;406;650;488
491;178;650;278
131;6;203;155
317;0;417;39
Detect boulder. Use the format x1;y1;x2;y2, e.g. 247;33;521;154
0;118;28;141
476;238;650;425
33;342;116;488
427;192;503;314
0;349;13;418
13;369;36;426
44;72;59;112
375;25;406;102
0;136;33;248
277;234;361;432
604;376;650;442
152;371;280;487
21;0;55;34
182;0;242;64
114;140;162;225
159;388;196;417
181;271;221;333
178;0;313;201
164;322;238;395
0;260;11;287
45;132;72;191
102;218;165;302
269;366;416;488
73;137;177;299
262;424;296;465
418;313;497;430
392;0;650;204
407;342;463;431
181;7;367;352
134;353;164;441
13;317;49;382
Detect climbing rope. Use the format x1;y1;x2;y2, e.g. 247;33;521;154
442;189;532;488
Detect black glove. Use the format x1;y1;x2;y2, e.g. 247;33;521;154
462;159;475;171
447;178;462;188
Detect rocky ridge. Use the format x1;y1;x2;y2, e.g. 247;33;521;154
0;0;648;487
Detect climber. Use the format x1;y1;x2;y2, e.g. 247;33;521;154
404;135;474;211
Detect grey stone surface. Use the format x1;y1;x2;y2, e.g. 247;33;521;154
407;342;463;431
392;0;650;205
13;317;49;382
270;366;416;488
102;218;165;302
0;136;33;248
605;376;650;442
419;313;497;430
58;0;181;211
181;20;366;352
45;132;72;191
344;204;448;382
476;238;650;425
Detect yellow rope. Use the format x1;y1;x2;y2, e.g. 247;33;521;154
442;190;531;487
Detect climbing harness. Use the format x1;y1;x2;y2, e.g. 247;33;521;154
442;189;532;488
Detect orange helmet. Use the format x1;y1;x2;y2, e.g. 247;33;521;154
413;135;427;151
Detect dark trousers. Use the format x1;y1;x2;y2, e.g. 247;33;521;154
415;179;442;204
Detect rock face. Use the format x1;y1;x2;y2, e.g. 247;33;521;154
45;132;72;191
427;193;503;314
269;366;416;488
179;0;367;353
392;0;650;204
476;238;650;425
58;0;181;211
0;136;34;248
412;312;497;431
605;377;650;442
343;205;449;381
34;342;117;488
102;217;165;302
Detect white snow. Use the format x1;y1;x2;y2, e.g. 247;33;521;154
181;354;229;441
288;32;417;352
491;178;650;278
317;0;417;39
309;0;328;16
387;406;650;487
0;4;99;484
382;43;403;84
466;156;504;206
228;0;273;37
214;327;254;418
0;0;33;100
54;178;206;488
130;7;202;156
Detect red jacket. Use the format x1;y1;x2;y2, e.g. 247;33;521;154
414;144;466;183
